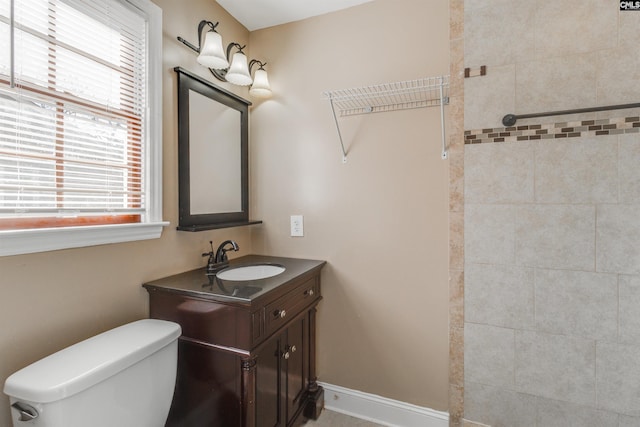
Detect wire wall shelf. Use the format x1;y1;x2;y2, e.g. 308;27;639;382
323;75;450;162
323;75;450;117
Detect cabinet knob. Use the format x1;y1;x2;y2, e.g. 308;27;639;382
274;309;286;319
283;351;290;360
305;289;314;297
290;345;297;353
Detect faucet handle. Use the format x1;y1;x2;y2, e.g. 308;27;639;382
203;241;215;258
203;241;216;274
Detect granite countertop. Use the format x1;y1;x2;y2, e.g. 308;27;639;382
142;254;325;303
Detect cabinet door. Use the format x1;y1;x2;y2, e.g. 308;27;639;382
285;317;306;424
256;334;283;427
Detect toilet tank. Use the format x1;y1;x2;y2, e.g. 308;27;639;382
3;319;181;427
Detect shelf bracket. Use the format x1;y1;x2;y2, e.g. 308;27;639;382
439;77;448;160
328;98;348;163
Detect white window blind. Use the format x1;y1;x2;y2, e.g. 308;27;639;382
0;0;148;227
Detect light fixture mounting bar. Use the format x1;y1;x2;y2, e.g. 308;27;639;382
177;36;199;53
177;20;219;53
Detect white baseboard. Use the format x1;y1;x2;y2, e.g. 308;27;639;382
318;382;449;427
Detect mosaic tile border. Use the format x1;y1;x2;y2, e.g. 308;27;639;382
464;116;640;144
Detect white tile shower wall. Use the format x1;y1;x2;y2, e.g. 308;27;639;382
464;141;534;204
618;135;640;203
533;269;617;340
619;275;640;343
464;1;640;129
534;137;618;204
464;323;515;388
463;1;640;424
596;204;640;275
464;382;537;427
465;263;534;329
596;341;640;416
514;331;596;406
514;204;595;271
464;136;640;425
535;398;619;427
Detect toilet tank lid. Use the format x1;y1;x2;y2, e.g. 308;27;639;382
3;319;181;403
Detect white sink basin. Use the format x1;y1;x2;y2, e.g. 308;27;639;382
217;264;286;281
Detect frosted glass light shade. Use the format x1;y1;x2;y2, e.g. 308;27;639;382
197;31;229;69
225;52;253;86
249;69;272;98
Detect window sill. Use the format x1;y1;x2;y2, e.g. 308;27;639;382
0;221;170;257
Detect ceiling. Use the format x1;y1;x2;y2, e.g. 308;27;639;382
216;0;375;31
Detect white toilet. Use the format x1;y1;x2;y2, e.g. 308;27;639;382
3;319;181;427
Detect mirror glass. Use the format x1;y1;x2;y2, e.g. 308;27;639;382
188;90;241;214
175;67;258;231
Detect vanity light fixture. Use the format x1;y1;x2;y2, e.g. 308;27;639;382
177;20;272;98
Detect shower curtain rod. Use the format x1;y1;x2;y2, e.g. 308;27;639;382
502;102;640;126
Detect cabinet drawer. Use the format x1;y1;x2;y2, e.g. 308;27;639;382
265;277;319;336
148;292;254;350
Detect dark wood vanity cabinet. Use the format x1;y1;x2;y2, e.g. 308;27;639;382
142;256;325;427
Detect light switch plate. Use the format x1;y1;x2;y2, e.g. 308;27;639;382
290;215;304;237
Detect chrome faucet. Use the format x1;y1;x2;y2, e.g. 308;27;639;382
202;240;239;275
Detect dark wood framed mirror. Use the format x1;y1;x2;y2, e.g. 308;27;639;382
175;67;261;231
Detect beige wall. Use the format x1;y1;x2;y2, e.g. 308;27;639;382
249;0;450;410
0;0;452;424
0;1;253;424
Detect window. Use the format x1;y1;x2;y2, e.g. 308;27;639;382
0;0;166;256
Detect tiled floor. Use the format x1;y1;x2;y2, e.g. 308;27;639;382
305;410;386;426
